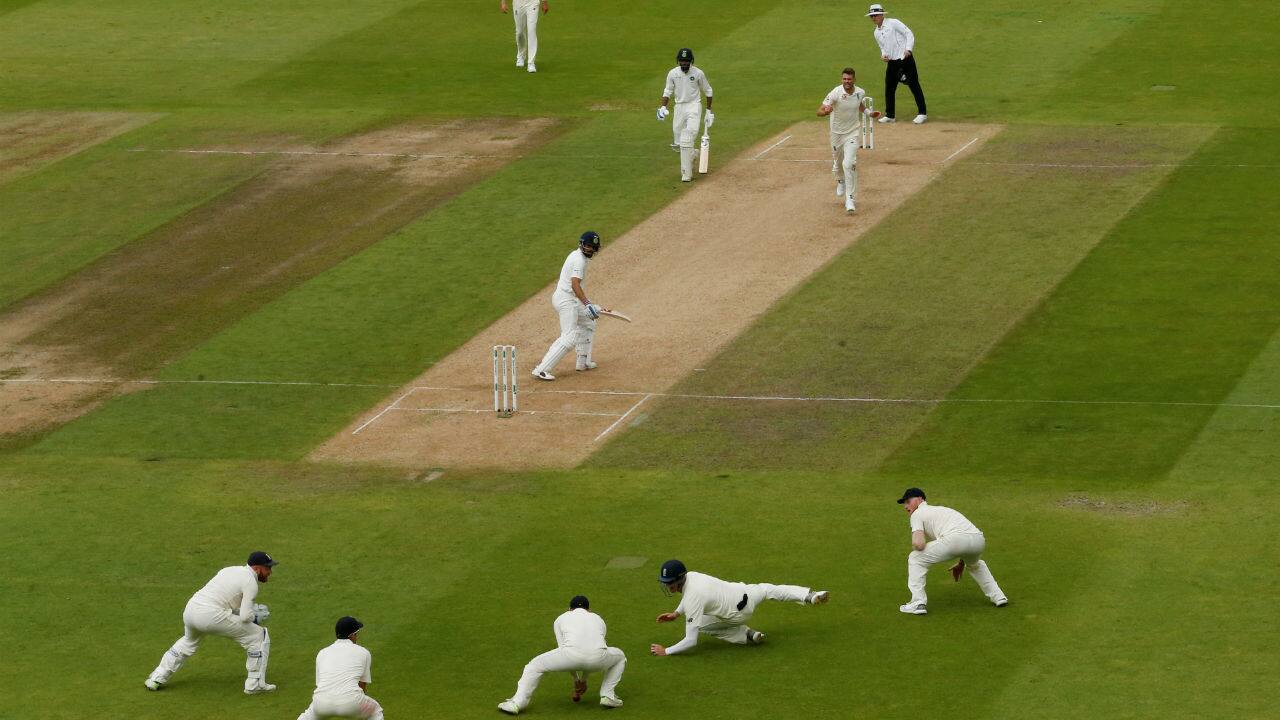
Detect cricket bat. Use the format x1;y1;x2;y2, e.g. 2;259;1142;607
599;309;632;322
698;131;710;174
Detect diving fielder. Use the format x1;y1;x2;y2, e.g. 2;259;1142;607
498;596;626;713
500;0;549;73
144;551;278;694
649;559;829;655
657;48;714;182
531;231;607;381
296;617;384;720
896;488;1009;615
817;67;881;214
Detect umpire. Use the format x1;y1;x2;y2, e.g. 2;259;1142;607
867;4;927;124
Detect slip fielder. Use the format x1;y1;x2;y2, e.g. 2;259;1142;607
817;67;880;214
498;595;626;714
531;231;607;381
649;559;829;655
657;48;714;182
896;488;1009;615
296;616;384;720
144;551;278;694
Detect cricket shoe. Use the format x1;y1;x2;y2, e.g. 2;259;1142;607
143;679;163;691
527;63;537;73
498;699;521;715
746;628;766;644
913;114;927;124
576;361;598;371
681;175;692;182
516;57;525;68
531;369;555;381
835;180;845;197
899;601;927;615
878;116;896;123
845;196;856;214
806;590;830;605
600;696;624;709
994;597;1009;608
244;682;277;694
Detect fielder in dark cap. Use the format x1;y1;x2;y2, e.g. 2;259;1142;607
498;595;627;713
651;559;829;656
296;616;384;720
897;488;1008;615
145;552;277;693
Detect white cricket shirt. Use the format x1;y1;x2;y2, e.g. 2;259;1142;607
187;565;259;619
675;572;750;624
663;66;713;105
552;608;609;651
823;84;868;136
909;502;982;541
554;249;589;298
873;18;916;60
313;639;372;697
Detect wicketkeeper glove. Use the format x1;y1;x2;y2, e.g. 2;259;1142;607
704;110;715;128
656;106;669;121
586;303;601;319
252;603;271;625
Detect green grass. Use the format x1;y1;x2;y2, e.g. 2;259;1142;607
3;0;1280;718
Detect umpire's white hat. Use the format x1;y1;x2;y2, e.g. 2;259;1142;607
866;3;887;16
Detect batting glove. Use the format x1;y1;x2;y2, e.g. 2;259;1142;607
704;110;715;128
252;603;271;625
656;106;669;121
586;303;601;319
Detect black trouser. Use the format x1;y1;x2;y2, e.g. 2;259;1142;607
884;54;927;119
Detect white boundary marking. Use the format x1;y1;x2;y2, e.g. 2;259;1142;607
752;134;792;160
593;393;652;442
407;407;623;418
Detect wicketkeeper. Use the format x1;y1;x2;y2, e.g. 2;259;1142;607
144;551;278;693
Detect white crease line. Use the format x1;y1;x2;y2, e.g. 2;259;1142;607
943;136;981;164
594;393;652;442
351;389;415;435
399;407;624;418
0;377;396;388
127;148;662;161
753;134;792;160
970;161;1280;169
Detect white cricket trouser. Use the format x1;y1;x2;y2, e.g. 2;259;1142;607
907;533;1006;605
513;0;540;65
297;692;385;720
534;292;596;373
672;102;702;179
830;130;859;201
697;583;810;643
510;646;627;709
147;604;271;691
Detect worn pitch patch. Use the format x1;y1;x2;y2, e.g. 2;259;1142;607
0;117;560;441
314;121;1002;469
0;111;160;185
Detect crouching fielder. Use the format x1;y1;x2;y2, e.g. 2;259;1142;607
531;231;607;381
297;617;384;720
144;551;278;694
498;595;627;713
650;559;829;655
896;487;1009;615
817;67;880;214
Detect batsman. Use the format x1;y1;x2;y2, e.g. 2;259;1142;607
657;48;714;182
531;231;608;381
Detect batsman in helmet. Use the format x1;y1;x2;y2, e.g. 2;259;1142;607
531;231;609;381
657;48;714;182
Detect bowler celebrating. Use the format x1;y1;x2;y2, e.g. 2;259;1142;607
817;67;880;213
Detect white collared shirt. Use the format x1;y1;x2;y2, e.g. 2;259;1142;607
554;249;589;298
823;84;868;136
314;639;372;697
663;66;713;105
187;565;258;620
552;608;609;651
909;501;982;541
873;17;916;61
